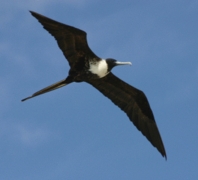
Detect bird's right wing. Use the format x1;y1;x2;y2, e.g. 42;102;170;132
87;73;167;158
30;11;99;67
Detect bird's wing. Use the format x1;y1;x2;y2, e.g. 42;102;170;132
87;73;167;158
30;11;99;67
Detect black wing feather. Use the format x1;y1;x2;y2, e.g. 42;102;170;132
30;11;98;67
87;73;167;158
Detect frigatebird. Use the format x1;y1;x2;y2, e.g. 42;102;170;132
22;11;167;159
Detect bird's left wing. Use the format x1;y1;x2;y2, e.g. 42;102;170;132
87;73;167;158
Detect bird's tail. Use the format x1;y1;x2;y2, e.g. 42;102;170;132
21;78;72;102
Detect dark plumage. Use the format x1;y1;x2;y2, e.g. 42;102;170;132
22;11;166;159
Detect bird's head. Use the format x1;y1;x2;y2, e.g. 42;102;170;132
106;58;132;71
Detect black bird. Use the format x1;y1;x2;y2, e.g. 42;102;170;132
22;11;166;159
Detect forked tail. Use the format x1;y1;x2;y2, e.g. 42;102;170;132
21;78;72;101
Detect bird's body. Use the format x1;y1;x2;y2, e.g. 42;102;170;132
22;11;167;159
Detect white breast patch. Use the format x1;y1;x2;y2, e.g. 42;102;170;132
89;59;108;78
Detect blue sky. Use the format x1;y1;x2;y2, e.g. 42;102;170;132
1;0;198;179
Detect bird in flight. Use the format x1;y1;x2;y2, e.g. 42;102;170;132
22;11;167;159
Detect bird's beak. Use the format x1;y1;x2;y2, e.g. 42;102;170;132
21;79;68;102
115;61;132;66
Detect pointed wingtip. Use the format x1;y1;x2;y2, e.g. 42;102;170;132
29;10;34;15
29;11;38;18
29;10;35;14
29;11;40;18
159;146;167;160
164;153;167;160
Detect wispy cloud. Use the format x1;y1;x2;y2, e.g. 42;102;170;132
0;121;54;147
1;0;92;15
0;77;11;114
16;124;50;146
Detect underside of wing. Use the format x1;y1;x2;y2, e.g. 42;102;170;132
30;11;98;67
87;73;167;158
